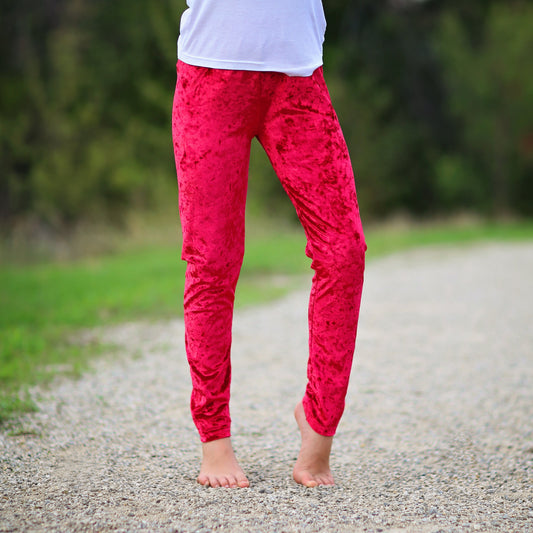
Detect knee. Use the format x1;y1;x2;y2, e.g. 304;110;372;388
337;233;366;275
182;241;245;283
310;230;366;278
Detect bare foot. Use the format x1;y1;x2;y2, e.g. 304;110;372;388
197;437;249;488
293;402;335;487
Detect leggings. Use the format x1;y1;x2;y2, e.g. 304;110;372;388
172;60;366;443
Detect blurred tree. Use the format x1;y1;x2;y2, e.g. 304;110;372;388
323;0;449;217
1;0;531;234
0;0;184;231
435;2;533;215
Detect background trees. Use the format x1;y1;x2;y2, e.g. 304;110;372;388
1;0;531;233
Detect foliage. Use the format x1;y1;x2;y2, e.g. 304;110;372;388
1;0;532;231
0;0;184;229
434;3;533;215
323;0;533;219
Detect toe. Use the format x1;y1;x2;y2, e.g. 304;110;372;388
209;476;220;488
197;474;209;487
316;474;334;486
237;477;250;488
294;470;318;487
227;477;238;488
230;474;250;488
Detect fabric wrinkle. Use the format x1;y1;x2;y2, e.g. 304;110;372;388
172;61;365;442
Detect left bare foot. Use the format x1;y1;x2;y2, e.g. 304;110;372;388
293;402;335;487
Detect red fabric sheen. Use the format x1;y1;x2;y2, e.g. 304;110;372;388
172;61;366;442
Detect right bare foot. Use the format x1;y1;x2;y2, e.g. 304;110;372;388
197;437;249;488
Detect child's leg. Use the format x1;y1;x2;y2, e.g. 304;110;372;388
258;67;366;485
172;62;258;486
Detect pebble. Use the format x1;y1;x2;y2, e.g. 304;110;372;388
1;243;532;532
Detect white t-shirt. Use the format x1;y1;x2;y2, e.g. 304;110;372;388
177;0;326;76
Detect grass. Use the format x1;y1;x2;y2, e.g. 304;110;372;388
365;218;533;256
1;217;532;425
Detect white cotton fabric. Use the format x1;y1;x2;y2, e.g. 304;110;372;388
177;0;326;77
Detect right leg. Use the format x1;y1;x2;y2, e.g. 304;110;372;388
172;62;257;487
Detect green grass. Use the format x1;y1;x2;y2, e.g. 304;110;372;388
1;219;532;425
364;220;533;258
0;230;310;425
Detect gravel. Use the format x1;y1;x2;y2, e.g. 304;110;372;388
1;242;532;533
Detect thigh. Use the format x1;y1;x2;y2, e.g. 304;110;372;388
258;68;365;248
172;62;255;263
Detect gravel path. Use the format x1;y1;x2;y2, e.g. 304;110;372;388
1;243;532;533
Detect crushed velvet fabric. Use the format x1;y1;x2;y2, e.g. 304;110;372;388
172;61;366;442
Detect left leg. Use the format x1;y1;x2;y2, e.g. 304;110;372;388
258;67;366;486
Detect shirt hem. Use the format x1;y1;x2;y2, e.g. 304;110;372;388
177;52;323;77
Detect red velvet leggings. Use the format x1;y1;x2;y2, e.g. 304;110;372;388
172;61;366;443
